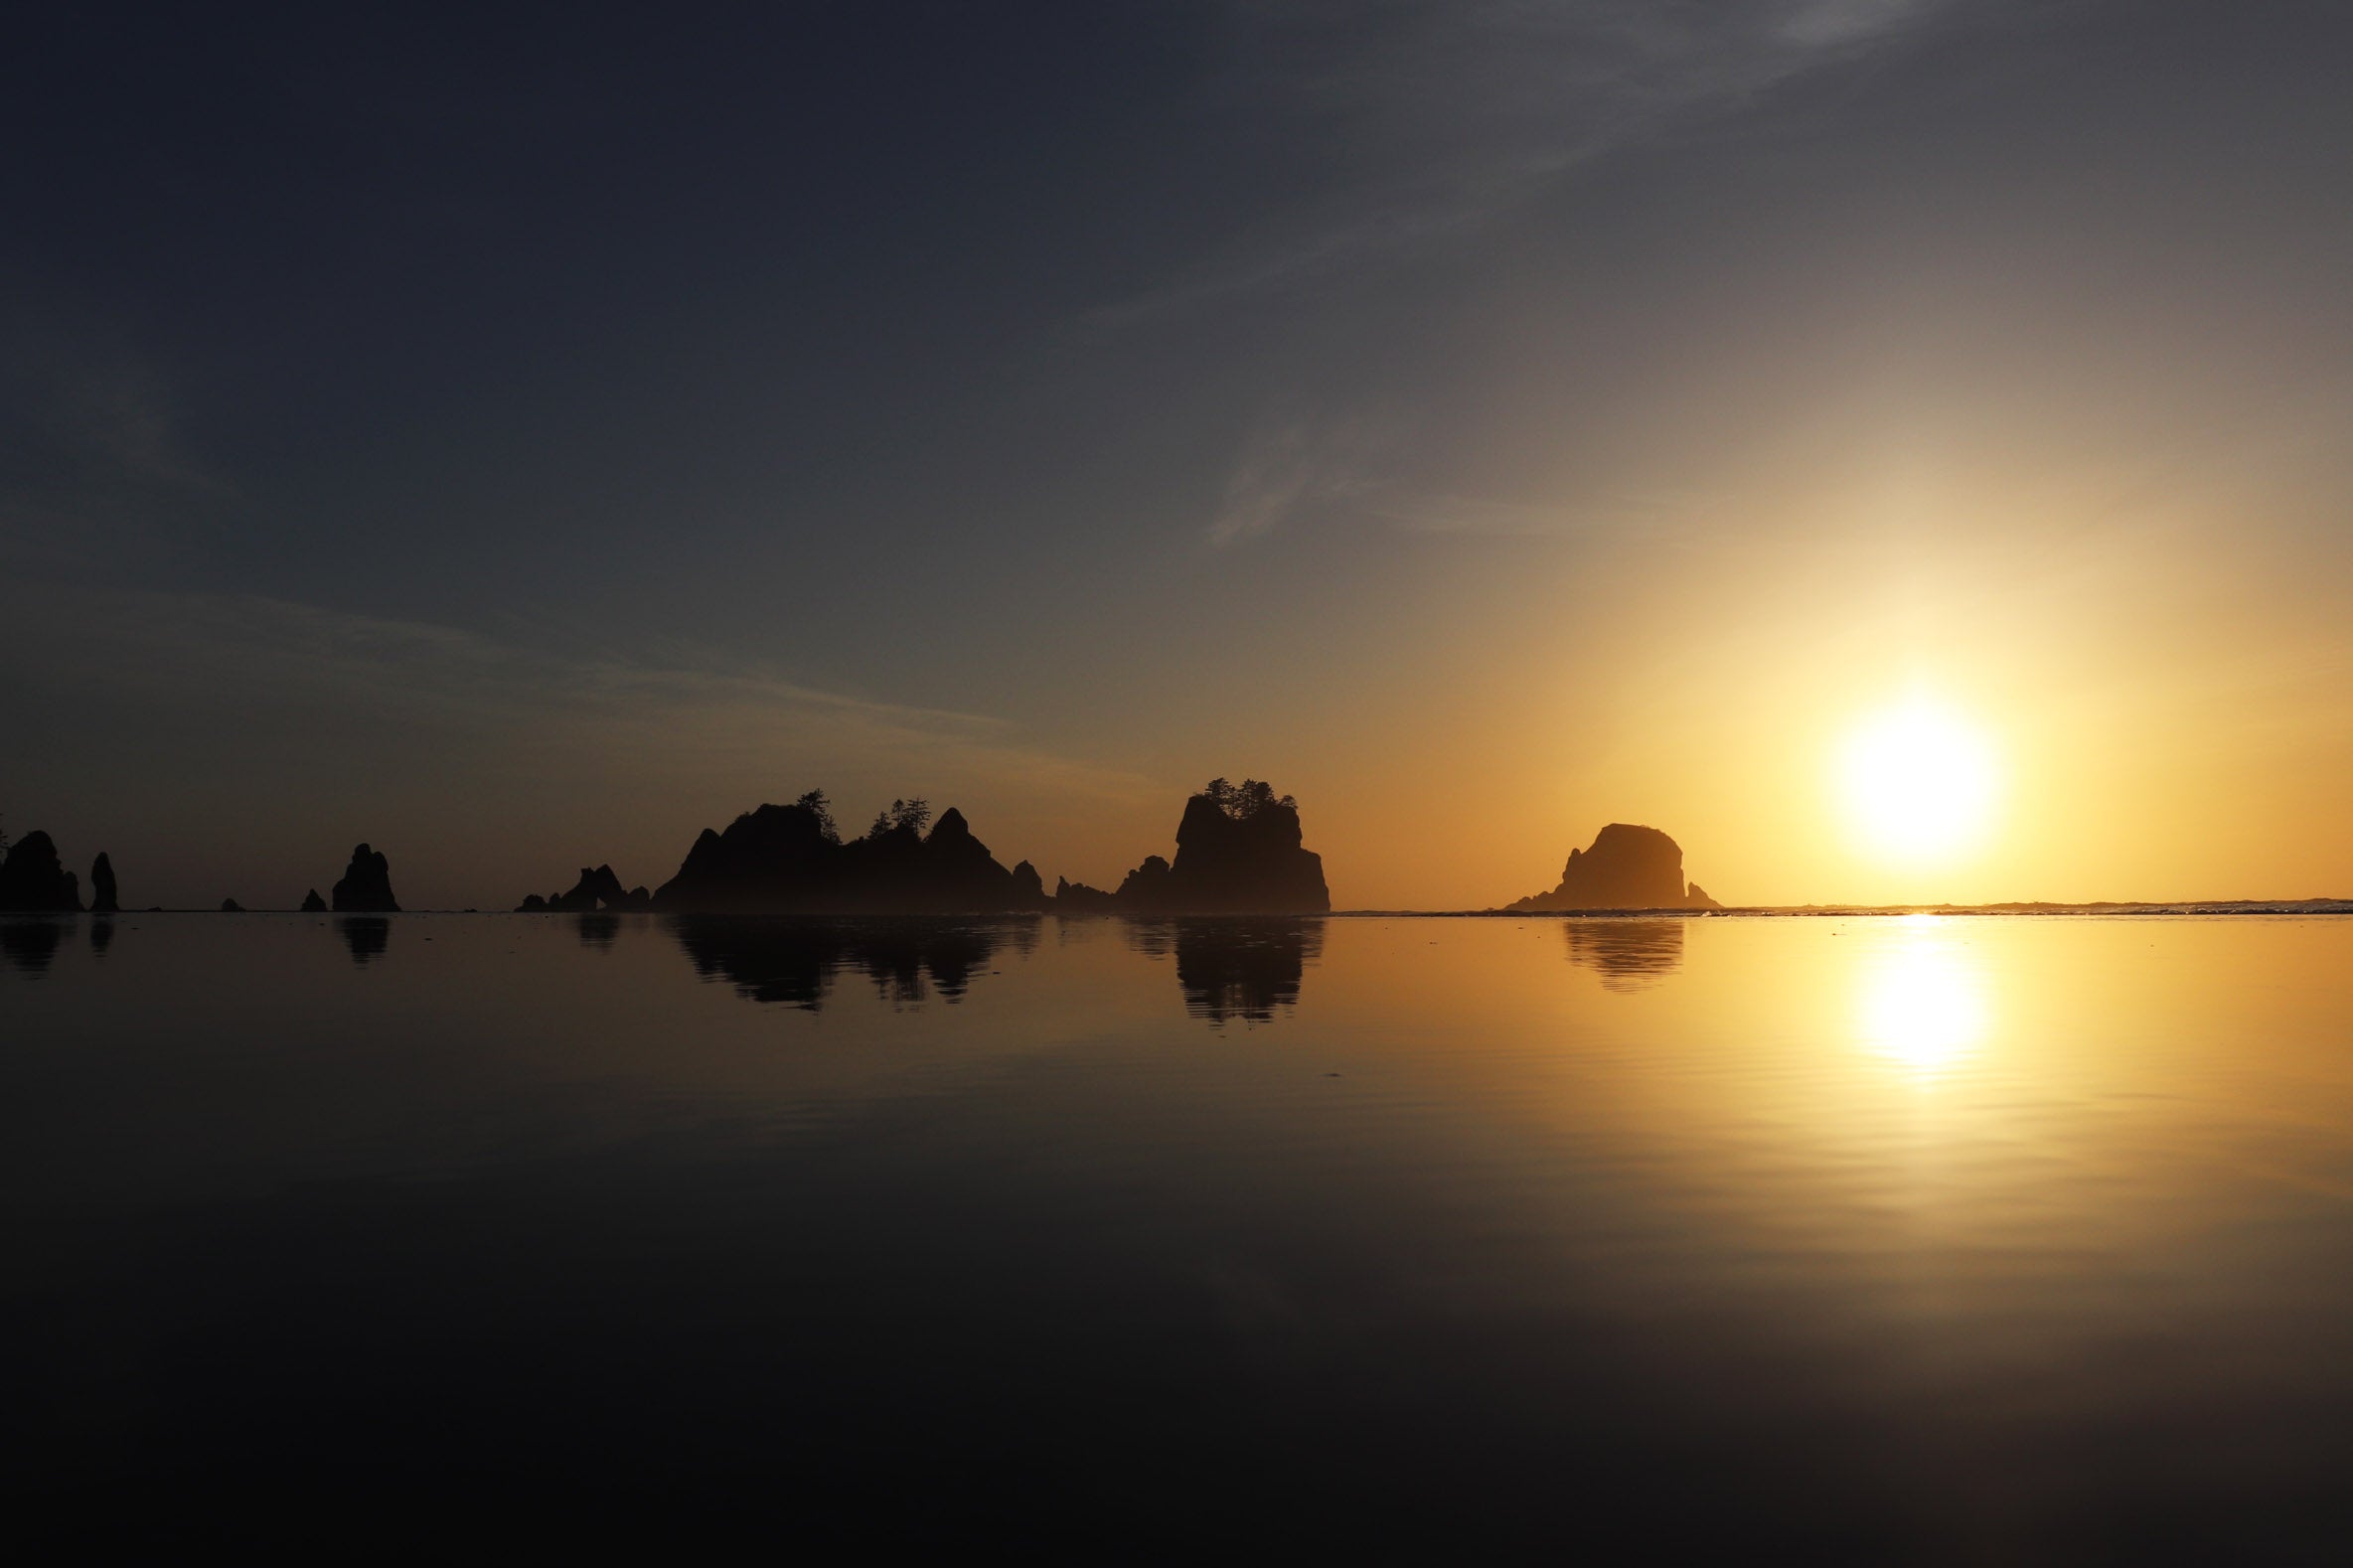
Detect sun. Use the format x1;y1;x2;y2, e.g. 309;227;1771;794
1837;696;2000;865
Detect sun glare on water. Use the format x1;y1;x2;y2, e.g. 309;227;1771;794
1856;915;1988;1074
1838;696;2000;865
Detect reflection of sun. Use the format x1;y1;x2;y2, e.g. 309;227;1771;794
1839;696;1999;864
1856;917;1986;1073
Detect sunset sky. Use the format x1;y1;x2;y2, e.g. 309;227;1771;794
7;1;2352;909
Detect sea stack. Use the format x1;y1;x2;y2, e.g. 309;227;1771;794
1091;779;1331;913
88;853;119;913
331;844;400;912
1503;824;1722;911
0;831;82;912
649;792;1040;914
300;889;328;912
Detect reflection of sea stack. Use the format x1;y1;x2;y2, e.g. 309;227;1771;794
339;916;391;965
331;844;400;912
0;920;69;972
1564;919;1686;991
0;831;82;912
671;917;1020;1009
1087;779;1331;914
1504;825;1721;911
1127;918;1323;1023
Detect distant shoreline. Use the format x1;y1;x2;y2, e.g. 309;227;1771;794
11;902;2352;919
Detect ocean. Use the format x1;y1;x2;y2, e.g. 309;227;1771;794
6;911;2351;1557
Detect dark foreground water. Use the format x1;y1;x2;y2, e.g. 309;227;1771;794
6;912;2353;1559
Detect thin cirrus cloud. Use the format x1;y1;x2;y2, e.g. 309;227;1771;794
1099;0;1962;328
0;580;1155;805
1178;0;1971;545
0;306;230;569
1204;414;1719;547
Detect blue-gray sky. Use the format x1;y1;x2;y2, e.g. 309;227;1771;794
8;1;2353;907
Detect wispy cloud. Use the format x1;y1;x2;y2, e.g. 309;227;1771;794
0;581;1156;803
1202;409;1725;547
1095;0;1961;325
0;300;230;556
1205;414;1390;545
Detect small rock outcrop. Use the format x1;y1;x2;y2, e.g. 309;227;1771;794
0;831;82;912
220;897;245;912
1503;824;1722;911
1072;779;1330;914
300;889;328;912
1053;875;1120;913
517;864;652;913
88;853;119;914
331;844;400;912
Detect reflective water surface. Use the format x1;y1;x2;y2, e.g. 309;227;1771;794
6;912;2353;1557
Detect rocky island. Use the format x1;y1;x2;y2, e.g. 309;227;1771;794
0;831;84;912
517;792;1047;915
331;845;400;912
512;779;1327;916
1501;824;1721;911
1078;779;1331;914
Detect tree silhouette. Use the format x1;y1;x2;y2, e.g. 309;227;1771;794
1200;778;1295;821
795;789;841;843
867;797;932;838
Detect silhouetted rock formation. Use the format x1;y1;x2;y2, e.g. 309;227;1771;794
1563;919;1685;992
1126;917;1323;1024
651;793;1039;914
339;916;390;964
301;889;328;912
331;844;399;912
88;853;118;914
1114;856;1175;906
1053;876;1121;913
0;919;68;973
1077;779;1331;914
517;864;653;913
0;831;81;912
221;898;245;912
1503;825;1721;911
670;916;1027;1010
